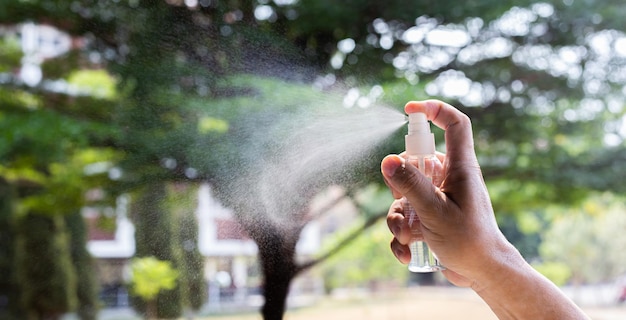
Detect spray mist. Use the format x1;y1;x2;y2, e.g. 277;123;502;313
403;112;444;272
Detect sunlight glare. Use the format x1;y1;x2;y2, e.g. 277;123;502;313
254;5;274;21
337;38;356;54
425;28;470;47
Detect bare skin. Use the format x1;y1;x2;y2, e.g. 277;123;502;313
382;100;589;319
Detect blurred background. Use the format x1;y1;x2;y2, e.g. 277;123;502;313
1;0;625;319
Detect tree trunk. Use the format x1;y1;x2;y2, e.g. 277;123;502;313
254;224;298;320
65;211;99;320
15;213;77;320
131;183;182;318
261;265;295;320
0;178;24;319
146;300;157;320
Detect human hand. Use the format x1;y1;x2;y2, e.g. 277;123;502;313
382;100;519;289
382;100;589;319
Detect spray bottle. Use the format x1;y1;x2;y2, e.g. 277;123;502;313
403;112;444;272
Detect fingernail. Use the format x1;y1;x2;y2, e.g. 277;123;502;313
382;156;402;177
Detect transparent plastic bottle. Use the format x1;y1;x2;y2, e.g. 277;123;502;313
403;112;444;272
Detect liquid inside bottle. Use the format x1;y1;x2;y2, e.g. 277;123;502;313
404;152;444;272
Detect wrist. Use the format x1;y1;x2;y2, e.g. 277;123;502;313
469;239;527;294
469;239;590;319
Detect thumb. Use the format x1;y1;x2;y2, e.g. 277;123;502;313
381;155;442;226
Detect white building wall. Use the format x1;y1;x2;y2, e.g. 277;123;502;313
87;195;135;259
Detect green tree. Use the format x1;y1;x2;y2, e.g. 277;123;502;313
539;194;626;284
0;12;119;319
320;220;409;291
131;184;182;318
129;257;179;320
178;211;206;313
14;213;77;320
0;178;22;320
315;184;407;291
206;76;402;319
0;96;116;320
169;184;206;313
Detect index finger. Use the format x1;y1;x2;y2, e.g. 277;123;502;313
404;100;476;165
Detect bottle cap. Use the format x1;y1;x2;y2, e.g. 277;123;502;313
405;112;435;156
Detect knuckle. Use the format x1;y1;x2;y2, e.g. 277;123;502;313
394;165;422;195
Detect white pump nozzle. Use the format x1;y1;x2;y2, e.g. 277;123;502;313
405;112;435;156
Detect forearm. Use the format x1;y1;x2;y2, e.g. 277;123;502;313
472;243;589;320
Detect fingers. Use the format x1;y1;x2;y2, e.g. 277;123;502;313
386;199;414;244
391;238;410;264
405;100;477;166
381;154;443;229
382;151;447;201
387;200;411;264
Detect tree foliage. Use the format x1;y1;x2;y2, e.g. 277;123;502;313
539;194;626;284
